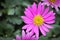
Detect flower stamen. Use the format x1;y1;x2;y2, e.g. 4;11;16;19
49;0;56;3
33;15;44;26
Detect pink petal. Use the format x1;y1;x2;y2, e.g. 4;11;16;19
27;6;32;12
55;6;59;11
41;5;45;14
44;16;55;22
38;2;42;15
26;30;34;37
24;7;33;19
26;25;33;32
55;0;60;5
45;20;55;24
43;11;54;18
32;35;38;40
21;16;32;24
32;35;35;38
43;23;53;28
32;2;37;16
53;13;56;15
16;35;21;40
22;25;29;29
22;30;26;37
42;7;49;16
40;26;46;36
42;25;50;32
33;25;39;38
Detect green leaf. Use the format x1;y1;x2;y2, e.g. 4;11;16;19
14;29;21;36
0;37;13;40
4;24;14;36
51;37;60;40
15;7;22;15
0;21;14;37
7;16;22;25
21;2;31;6
8;8;15;15
0;12;2;16
52;26;60;36
39;36;49;40
4;0;23;8
56;10;60;15
46;32;52;38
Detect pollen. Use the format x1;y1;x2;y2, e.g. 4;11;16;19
49;0;56;3
33;15;44;26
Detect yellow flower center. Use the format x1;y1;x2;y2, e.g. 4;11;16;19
49;0;56;3
33;15;44;26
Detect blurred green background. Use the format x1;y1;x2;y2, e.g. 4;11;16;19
0;0;60;40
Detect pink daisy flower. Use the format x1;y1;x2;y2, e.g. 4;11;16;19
41;0;60;11
21;2;55;38
16;30;38;40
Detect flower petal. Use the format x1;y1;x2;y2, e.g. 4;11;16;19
22;30;26;37
16;35;21;40
42;25;50;32
43;11;54;18
42;7;49;16
26;30;34;37
32;2;37;16
55;6;59;11
43;23;54;28
33;25;39;38
45;20;55;24
26;25;33;32
41;5;45;14
38;2;44;15
24;6;33;19
21;16;32;24
38;2;41;14
22;25;29;29
44;16;55;22
40;26;46;36
32;35;36;38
